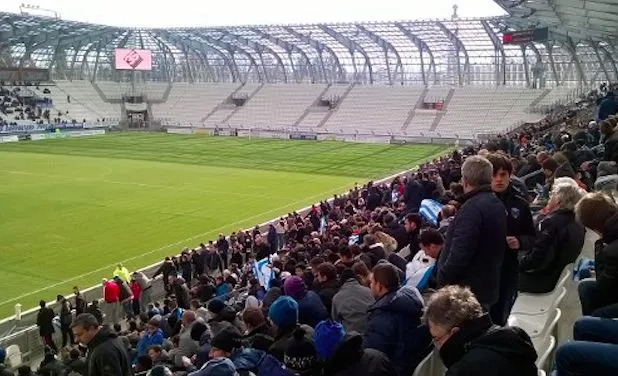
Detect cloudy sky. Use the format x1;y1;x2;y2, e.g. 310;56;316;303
0;0;505;27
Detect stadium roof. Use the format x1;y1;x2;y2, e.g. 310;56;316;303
0;10;616;87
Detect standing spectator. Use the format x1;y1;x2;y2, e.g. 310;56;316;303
132;271;152;313
112;263;131;283
397;213;422;260
136;318;165;357
283;327;319;376
597;91;618;122
102;278;120;326
57;295;74;347
364;263;430;376
193;246;206;278
179;252;193;285
73;286;86;316
404;175;423;213
435;156;507;309
267;296;314;362
331;268;374;334
283;276;328;328
383;213;407;252
153;257;176;294
425;286;537;376
217;233;230;270
204;247;223;277
36;300;57;353
575;192;618;316
85;300;103;325
70;313;132;376
169;311;199;367
129;277;142;316
241;307;275;352
315;263;340;315
519;178;586;293
229;245;243;269
486;153;536;326
114;277;134;320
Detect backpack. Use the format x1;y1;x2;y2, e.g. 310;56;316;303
257;354;295;376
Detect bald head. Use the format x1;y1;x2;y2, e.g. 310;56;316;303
182;310;196;326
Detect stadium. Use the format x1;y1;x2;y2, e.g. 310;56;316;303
1;0;618;374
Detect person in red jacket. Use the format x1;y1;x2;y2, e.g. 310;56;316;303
102;278;120;325
129;278;142;317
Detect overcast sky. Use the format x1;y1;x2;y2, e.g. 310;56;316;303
0;0;505;27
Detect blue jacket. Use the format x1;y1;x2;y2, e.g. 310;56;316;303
136;328;164;356
230;348;265;373
298;291;329;328
363;287;431;376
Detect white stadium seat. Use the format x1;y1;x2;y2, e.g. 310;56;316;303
535;335;556;372
511;263;572;315
509;308;562;347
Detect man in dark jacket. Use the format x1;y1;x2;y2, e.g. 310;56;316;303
598;91;618;122
383;213;408;252
426;286;538;376
322;333;395;376
575;192;618;315
315;263;340;315
486;154;536;326
152;257;176;294
71;313;132;376
519;178;586;293
404;176;423;213
436;156;507;308
36;300;57;353
364;263;431;376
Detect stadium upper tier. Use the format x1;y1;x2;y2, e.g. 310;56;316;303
1;12;617;87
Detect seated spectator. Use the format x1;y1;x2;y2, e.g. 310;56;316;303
210;327;265;375
267;296;314;361
519;177;586;293
0;346;13;376
137;317;165;357
188;321;211;370
168;311;198;367
406;229;444;290
425;286;537;376
283;276;328;328
133;355;152;375
364;263;430;376
147;346;173;369
575;192;618;316
64;347;87;375
283;327;319;376
207;299;244;335
241;307;275;352
361;234;386;268
331;268;374;334
554;316;618;375
315;263;340;315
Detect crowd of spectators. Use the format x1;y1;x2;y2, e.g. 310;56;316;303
4;83;618;375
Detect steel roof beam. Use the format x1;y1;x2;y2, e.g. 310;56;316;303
249;28;316;83
565;36;586;86
282;26;344;83
481;19;506;85
356;24;404;85
394;22;437;85
319;24;373;84
436;21;470;86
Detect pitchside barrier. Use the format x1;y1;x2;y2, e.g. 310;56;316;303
0;127;456;363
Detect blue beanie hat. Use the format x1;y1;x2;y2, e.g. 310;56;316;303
0;346;5;364
313;320;345;360
268;296;298;329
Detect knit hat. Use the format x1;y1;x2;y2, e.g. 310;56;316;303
283;276;306;300
200;358;237;376
284;327;318;373
211;326;243;353
147;365;173;376
208;299;226;314
190;320;210;342
268;296;298;329
245;296;259;309
313;320;346;360
0;346;5;364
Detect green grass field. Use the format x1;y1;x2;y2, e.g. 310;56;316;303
0;132;448;317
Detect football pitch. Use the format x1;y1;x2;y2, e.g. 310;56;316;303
0;132;449;318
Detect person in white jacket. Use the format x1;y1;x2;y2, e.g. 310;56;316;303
406;229;444;290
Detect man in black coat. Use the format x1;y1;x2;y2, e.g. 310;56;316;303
486;154;536;326
71;313;132;376
383;213;408;252
436;156;507;309
36;300;57;353
403;176;423;213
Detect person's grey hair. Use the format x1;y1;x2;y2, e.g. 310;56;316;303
551;177;586;211
461;156;493;188
70;313;99;329
423;286;483;329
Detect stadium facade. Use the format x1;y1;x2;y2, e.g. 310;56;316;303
0;0;617;88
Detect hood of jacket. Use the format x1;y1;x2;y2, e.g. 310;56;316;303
322;333;363;375
230;348;266;371
368;286;423;316
87;325;118;351
211;306;237;323
439;314;537;369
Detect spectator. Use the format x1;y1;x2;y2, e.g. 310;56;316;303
241;307;275;352
36;300;57;353
153;257;176;294
519;178;586;293
57;294;75;347
399;213;422;259
102;278;120;325
207;299;244;335
73;286;87;315
189;321;211;370
553;316;618;375
147;346;173;369
217;234;230;270
315;263;340;315
130;277;142;316
425;286;537;376
114;276;134;320
136;318;165;357
65;347;87;375
267;296;314;361
169;310;199;366
284;327;319;376
485;153;536;326
331;268;374;334
85;300;103;325
364;263;430;376
575;192;618;316
383;213;408;252
435;156;507;309
70;313;132;376
113;263;131;283
597;91;618;122
405;229;443;291
352;261;371;287
283;276;328;328
0;346;13;376
212;326;264;375
133;271;152;313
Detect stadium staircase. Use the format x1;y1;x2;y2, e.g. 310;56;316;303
402;86;429;131
528;88;552;110
293;84;333;126
429;88;454;131
201;83;246;124
221;83;265;124
317;83;356;128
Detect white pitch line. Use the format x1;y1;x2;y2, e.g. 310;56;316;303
0;181;354;307
0;169;267;199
